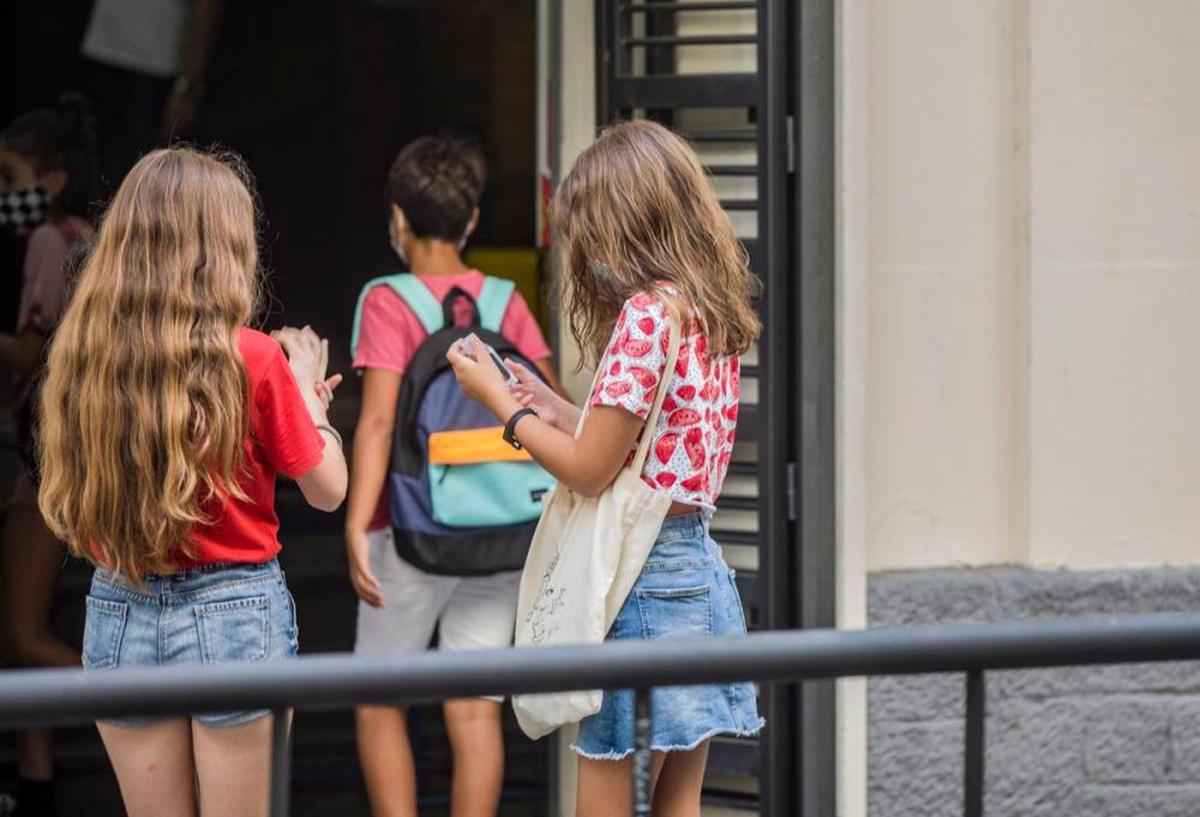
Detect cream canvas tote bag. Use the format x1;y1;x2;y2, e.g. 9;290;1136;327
513;319;682;740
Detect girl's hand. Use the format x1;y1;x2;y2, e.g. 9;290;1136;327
508;358;577;433
345;528;385;609
314;374;343;411
446;335;510;411
273;326;327;385
274;326;341;413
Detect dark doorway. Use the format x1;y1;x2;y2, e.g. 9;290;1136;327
2;2;544;813
2;0;538;352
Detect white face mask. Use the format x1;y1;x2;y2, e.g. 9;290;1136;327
388;215;408;265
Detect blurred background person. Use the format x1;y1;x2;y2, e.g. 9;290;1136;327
0;92;99;817
80;0;225;190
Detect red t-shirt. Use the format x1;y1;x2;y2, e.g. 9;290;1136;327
178;328;326;567
352;270;552;529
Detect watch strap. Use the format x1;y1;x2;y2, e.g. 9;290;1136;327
504;407;538;450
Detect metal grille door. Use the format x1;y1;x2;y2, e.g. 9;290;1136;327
595;2;819;814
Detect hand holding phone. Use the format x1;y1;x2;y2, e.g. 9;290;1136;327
461;333;518;388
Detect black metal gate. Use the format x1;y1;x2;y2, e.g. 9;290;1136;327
595;1;836;814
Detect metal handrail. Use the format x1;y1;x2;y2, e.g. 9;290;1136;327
4;613;1200;816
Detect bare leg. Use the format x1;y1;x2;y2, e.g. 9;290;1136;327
192;715;278;817
2;504;77;786
355;705;418;817
443;698;504;817
1;504;77;668
576;753;665;817
14;732;53;781
651;743;710;817
96;718;197;817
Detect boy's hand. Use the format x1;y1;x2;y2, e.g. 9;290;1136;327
345;529;385;608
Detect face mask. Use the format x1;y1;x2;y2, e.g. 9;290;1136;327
388;216;408;265
0;185;50;236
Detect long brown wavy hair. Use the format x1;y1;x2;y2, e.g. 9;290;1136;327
551;119;761;367
38;147;261;579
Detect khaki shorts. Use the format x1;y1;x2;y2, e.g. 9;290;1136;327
353;528;521;700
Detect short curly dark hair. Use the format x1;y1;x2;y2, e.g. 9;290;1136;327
386;134;486;242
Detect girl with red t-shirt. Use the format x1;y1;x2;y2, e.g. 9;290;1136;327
37;148;348;817
449;120;764;817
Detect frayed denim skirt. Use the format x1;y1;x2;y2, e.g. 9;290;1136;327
573;514;764;760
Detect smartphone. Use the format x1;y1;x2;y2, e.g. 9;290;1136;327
462;333;518;388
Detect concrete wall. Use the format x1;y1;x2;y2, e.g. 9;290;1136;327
869;567;1200;817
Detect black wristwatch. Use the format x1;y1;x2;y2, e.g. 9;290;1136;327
504;407;538;450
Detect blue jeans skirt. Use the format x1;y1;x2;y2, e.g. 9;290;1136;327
82;559;299;728
573;514;765;759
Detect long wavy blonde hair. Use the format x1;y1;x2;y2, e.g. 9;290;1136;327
38;147;261;579
551;119;761;367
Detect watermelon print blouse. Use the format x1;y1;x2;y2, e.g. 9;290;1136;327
589;291;741;510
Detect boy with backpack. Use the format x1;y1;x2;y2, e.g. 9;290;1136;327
346;134;561;817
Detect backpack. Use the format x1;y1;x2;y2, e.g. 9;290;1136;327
351;274;555;575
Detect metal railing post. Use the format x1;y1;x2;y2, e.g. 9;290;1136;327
269;708;291;817
963;671;985;817
632;688;653;816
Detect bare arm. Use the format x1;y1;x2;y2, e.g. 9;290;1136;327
0;331;44;374
346;370;398;537
296;422;348;512
274;327;347;512
342;369;400;608
180;0;224;87
294;383;348;512
161;0;225;137
450;339;642;497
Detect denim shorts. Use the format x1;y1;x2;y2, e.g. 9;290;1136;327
82;559;299;728
573;514;765;759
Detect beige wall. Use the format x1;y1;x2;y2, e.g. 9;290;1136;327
1024;0;1200;569
552;3;595;814
839;3;1200;811
863;0;1021;571
555;0;597;405
842;0;1200;576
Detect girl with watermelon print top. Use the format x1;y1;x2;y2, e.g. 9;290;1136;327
448;119;763;817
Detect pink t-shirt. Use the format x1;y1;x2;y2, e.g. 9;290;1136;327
590;292;740;511
14;218;92;413
353;270;553;529
17;218;91;337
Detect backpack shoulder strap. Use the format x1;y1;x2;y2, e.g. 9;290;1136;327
476;276;516;333
350;274;444;359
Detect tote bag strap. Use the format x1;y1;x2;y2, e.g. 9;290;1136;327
574;365;605;437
